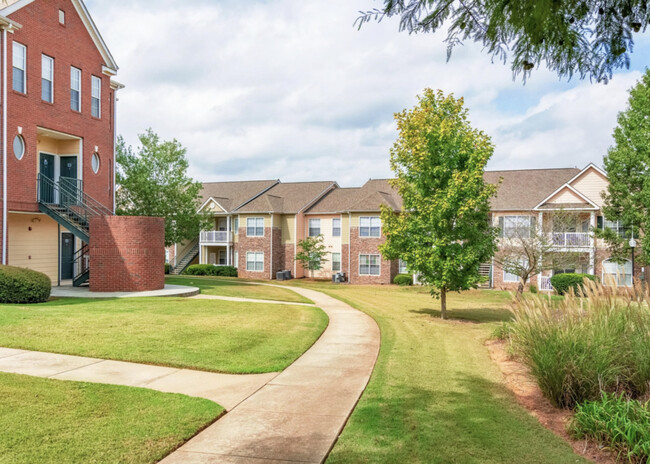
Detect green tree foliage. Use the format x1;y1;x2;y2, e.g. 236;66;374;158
599;69;650;265
116;129;210;247
380;89;498;319
295;235;329;278
357;0;649;82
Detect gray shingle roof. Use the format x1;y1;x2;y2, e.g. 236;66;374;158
199;180;279;212
235;181;336;214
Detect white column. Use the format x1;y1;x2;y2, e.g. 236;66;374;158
226;216;231;266
589;211;596;274
538;212;543;288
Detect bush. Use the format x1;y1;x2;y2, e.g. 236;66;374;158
511;279;650;408
570;393;650;463
164;263;170;274
393;274;413;286
0;265;51;304
184;264;238;277
550;273;597;295
528;284;537;294
491;322;512;341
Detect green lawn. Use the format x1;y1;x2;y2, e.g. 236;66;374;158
166;275;313;304
0;297;327;373
283;282;586;464
0;373;222;464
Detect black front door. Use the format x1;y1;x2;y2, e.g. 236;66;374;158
61;233;75;280
39;153;55;203
60;156;78;205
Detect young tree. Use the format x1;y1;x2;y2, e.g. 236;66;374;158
295;235;329;278
357;0;649;82
599;69;650;266
380;89;498;319
494;212;583;298
116;129;210;247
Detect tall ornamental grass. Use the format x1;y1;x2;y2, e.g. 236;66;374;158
510;279;650;409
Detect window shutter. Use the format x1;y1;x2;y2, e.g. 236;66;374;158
597;216;603;230
498;217;504;237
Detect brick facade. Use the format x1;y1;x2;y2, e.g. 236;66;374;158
348;227;396;284
236;227;272;280
89;216;165;292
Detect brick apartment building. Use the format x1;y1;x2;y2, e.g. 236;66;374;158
171;163;636;290
0;0;164;292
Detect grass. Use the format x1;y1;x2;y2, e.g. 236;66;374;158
0;372;222;464
166;275;313;304
281;281;587;464
0;297;327;373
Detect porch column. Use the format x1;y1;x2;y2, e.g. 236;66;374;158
538;212;543;288
589;211;596;274
226;216;231;266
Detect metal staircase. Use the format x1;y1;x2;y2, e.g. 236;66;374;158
37;174;113;286
478;262;492;288
170;241;199;275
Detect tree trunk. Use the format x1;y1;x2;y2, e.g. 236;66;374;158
440;287;447;320
516;278;525;300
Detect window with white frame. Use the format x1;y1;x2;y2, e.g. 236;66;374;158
503;259;528;283
234;251;239;268
91;75;101;118
332;252;341;272
308;219;321;237
360;216;381;237
70;67;81;111
332;218;341;237
12;42;26;93
359;254;380;275
233;217;239;234
603;259;633;287
41;55;54;103
399;259;408;274
218;250;227;265
246;217;264;236
598;216;631;239
499;215;535;238
246;252;264;272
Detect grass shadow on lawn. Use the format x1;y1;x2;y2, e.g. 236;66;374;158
409;307;514;323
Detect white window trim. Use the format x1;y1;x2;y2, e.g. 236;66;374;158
70;66;81;112
359;253;381;276
308;218;321;237
602;258;633;287
246;217;265;237
246;251;264;272
398;259;408;274
91;75;101;118
359;216;381;238
42;54;54;103
332;218;341;237
503;270;520;283
12;42;26;93
501;215;534;238
332;252;341;272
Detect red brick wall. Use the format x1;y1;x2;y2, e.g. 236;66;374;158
237;226;272;280
6;0;115;213
283;244;294;276
89;216;165;292
349;227;395;284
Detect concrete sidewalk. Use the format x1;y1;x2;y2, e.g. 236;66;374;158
161;285;381;464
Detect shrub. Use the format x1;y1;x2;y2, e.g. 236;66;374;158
184;264;238;277
570;393;650;463
550;273;597;295
510;279;650;408
528;284;537;294
0;265;51;304
164;263;170;274
491;322;512;341
393;274;413;286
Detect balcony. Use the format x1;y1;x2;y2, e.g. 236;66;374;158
552;232;590;248
200;230;233;244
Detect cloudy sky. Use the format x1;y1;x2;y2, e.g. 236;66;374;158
86;0;650;187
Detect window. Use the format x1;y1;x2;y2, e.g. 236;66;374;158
218;250;227;265
246;217;264;236
59;10;65;24
603;259;632;287
503;269;520;283
165;249;170;263
399;259;408;274
13;135;25;160
91;153;100;173
233;217;239;235
499;215;535;238
246;252;264;272
91;75;101;117
308;219;321;237
70;67;81;111
332;253;341;272
12;42;26;93
41;55;54;102
598;216;631;238
359;254;380;275
332;218;341;237
360;216;381;237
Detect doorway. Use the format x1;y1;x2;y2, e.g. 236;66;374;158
61;233;75;280
39;153;55;203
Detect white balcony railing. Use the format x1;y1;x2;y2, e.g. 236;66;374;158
540;276;553;292
552;232;590;247
200;230;233;244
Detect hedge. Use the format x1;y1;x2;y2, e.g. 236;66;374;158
0;265;51;304
164;263;170;274
550;273;597;295
184;264;238;277
393;274;413;286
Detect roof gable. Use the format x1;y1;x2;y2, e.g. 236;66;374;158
567;164;609;208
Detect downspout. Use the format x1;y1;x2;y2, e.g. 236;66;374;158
112;89;117;213
348;212;351;283
269;213;273;280
2;27;7;265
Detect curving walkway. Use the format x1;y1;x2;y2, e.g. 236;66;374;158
0;284;381;464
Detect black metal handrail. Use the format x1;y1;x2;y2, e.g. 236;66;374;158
73;243;90;282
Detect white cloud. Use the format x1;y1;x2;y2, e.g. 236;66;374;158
87;0;643;185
